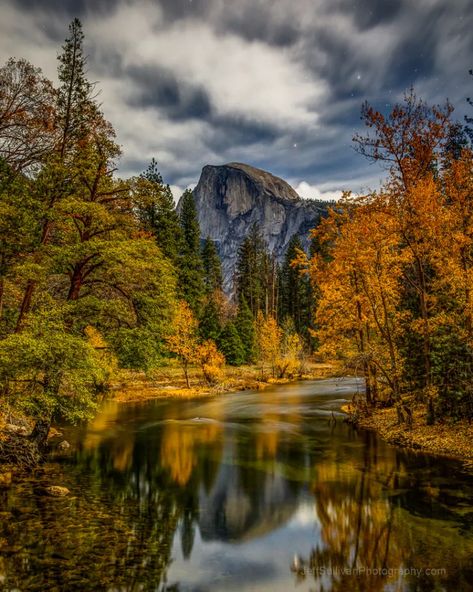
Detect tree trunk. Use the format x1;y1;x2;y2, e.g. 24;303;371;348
15;279;35;332
0;275;4;321
183;362;190;388
29;418;51;448
15;219;53;332
67;268;83;301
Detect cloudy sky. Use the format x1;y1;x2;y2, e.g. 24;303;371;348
1;0;471;200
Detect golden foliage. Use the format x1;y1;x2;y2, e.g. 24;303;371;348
255;311;281;378
195;339;225;385
166;300;199;387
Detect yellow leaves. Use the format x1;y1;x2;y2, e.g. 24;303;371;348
84;325;107;349
276;332;303;378
255;312;281;377
195;339;225;385
166;300;199;363
166;302;227;387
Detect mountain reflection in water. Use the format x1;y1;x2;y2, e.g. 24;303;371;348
1;378;473;592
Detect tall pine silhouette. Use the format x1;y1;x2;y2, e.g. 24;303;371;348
178;189;205;313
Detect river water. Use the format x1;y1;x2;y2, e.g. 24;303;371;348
1;378;473;591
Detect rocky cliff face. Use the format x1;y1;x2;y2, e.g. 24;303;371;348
190;162;327;292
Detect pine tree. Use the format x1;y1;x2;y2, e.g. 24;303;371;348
280;234;312;338
218;321;245;366
178;189;205;313
15;18;106;331
235;224;267;316
199;297;222;342
235;296;255;363
138;158;182;264
57;18;97;158
202;237;223;294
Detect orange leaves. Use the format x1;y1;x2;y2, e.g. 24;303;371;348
0;58;58;171
195;339;225;385
354;90;453;191
166;301;226;387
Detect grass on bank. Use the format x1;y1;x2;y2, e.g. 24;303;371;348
109;359;339;403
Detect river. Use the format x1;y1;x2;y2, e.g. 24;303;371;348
1;378;473;591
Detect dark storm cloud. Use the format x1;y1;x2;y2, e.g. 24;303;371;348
125;65;212;120
0;0;472;200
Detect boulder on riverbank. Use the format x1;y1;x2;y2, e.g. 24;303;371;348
57;440;71;452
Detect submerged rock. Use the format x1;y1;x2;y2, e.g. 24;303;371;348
45;485;70;497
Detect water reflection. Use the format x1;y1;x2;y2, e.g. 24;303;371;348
1;379;473;591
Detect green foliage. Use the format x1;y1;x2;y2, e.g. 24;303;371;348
430;325;473;420
137;159;182;264
0;20;180;436
218;322;245;366
279;234;313;341
202;237;223;294
235;297;255;364
235;224;276;316
178;189;205;313
199;297;222;342
0;305;105;423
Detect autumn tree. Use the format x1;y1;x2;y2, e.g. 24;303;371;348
309;92;473;422
353;89;453;192
354;92;453;408
276;318;304;378
255;311;281;378
195;339;225;385
166;301;199;388
0;58;57;172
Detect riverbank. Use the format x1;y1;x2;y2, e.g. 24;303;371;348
0;360;339;467
344;403;473;468
110;360;340;403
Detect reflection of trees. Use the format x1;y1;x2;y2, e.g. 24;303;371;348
3;392;471;591
0;394;310;589
295;431;473;592
305;437;403;592
0;401;198;590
